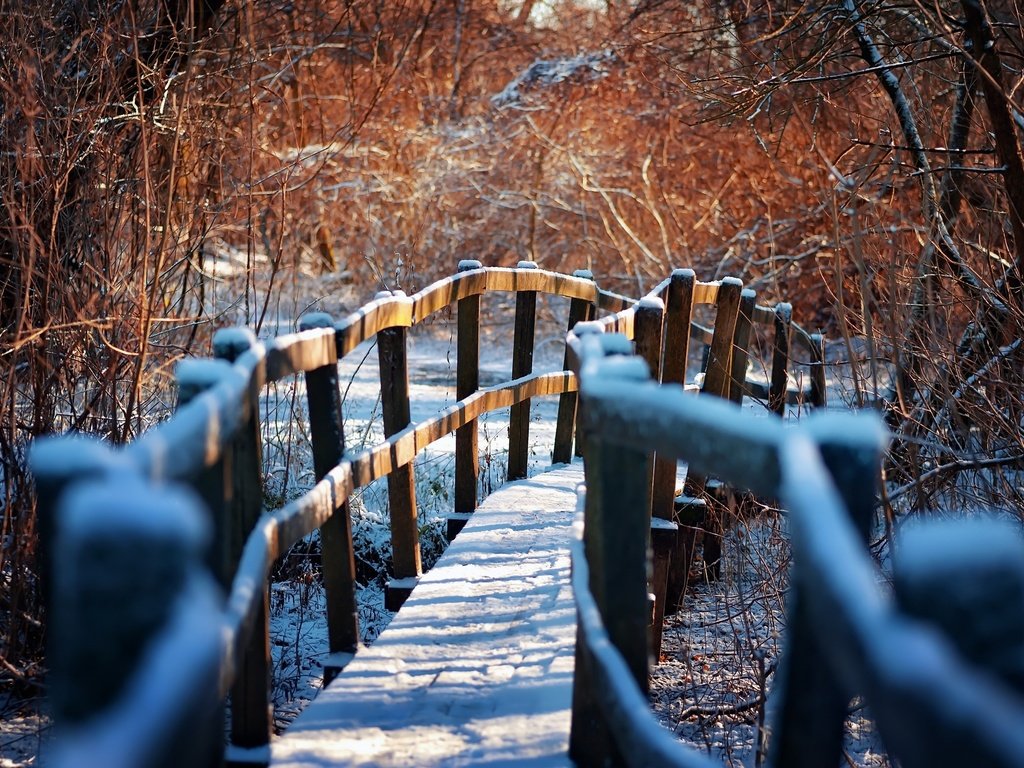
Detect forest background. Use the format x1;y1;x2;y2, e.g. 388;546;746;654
2;0;1024;699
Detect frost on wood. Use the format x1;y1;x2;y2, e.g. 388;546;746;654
52;578;221;768
50;474;212;726
213;325;259;361
175;357;234;403
894;518;1024;695
491;50;618;108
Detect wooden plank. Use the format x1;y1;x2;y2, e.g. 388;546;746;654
553;270;596;464
299;314;359;673
272;464;584;768
571;411;651;765
453;261;482;538
174;359;236;590
377;323;421;609
662;269;695;387
769;430;879;768
769;303;793;415
508;262;538;481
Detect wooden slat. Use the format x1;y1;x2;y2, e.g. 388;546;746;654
336;294;415;357
809;332;827;408
264;327;336;382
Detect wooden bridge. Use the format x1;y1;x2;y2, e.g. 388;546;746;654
31;264;1024;768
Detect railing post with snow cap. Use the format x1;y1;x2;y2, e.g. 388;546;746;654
212;328;274;765
553;268;596;464
48;472;222;768
299;312;359;680
377;290;422;611
702;276;743;400
508;260;538;481
769;302;793;415
571;327;653;766
452;259;483;540
769;416;883;768
634;296;676;659
662;268;695;389
213;328;265;570
176;357;236;589
29;436;129;657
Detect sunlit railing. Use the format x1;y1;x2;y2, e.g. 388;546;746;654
30;262;825;767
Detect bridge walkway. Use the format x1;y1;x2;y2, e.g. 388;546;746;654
271;463;585;768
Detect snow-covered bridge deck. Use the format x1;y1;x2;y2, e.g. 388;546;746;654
271;463;583;768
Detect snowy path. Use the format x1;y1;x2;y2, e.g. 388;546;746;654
271;463;583;767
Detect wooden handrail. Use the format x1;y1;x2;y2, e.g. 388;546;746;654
34;263;820;768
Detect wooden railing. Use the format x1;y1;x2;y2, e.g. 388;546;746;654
30;263;825;767
566;324;1024;768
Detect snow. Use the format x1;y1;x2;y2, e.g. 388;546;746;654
175;357;234;394
457;259;483;272
491;50;617;109
57;473;209;550
212;326;260;359
28;434;129;480
637;295;666;311
299;312;336;330
271;464;583;767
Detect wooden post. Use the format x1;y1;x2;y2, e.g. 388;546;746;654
659;269;698;619
729;288;756;405
661;269;695;389
553;269;596;465
48;475;216;752
769;302;793;416
213;328;265;568
212;329;272;764
665;494;706;615
176;358;236;589
635;296;674;660
377;296;421;611
452;260;483;540
570;334;652;766
508;261;538;481
29;437;128;654
299;313;359;681
702;277;743;400
769;425;882;768
809;332;827;408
